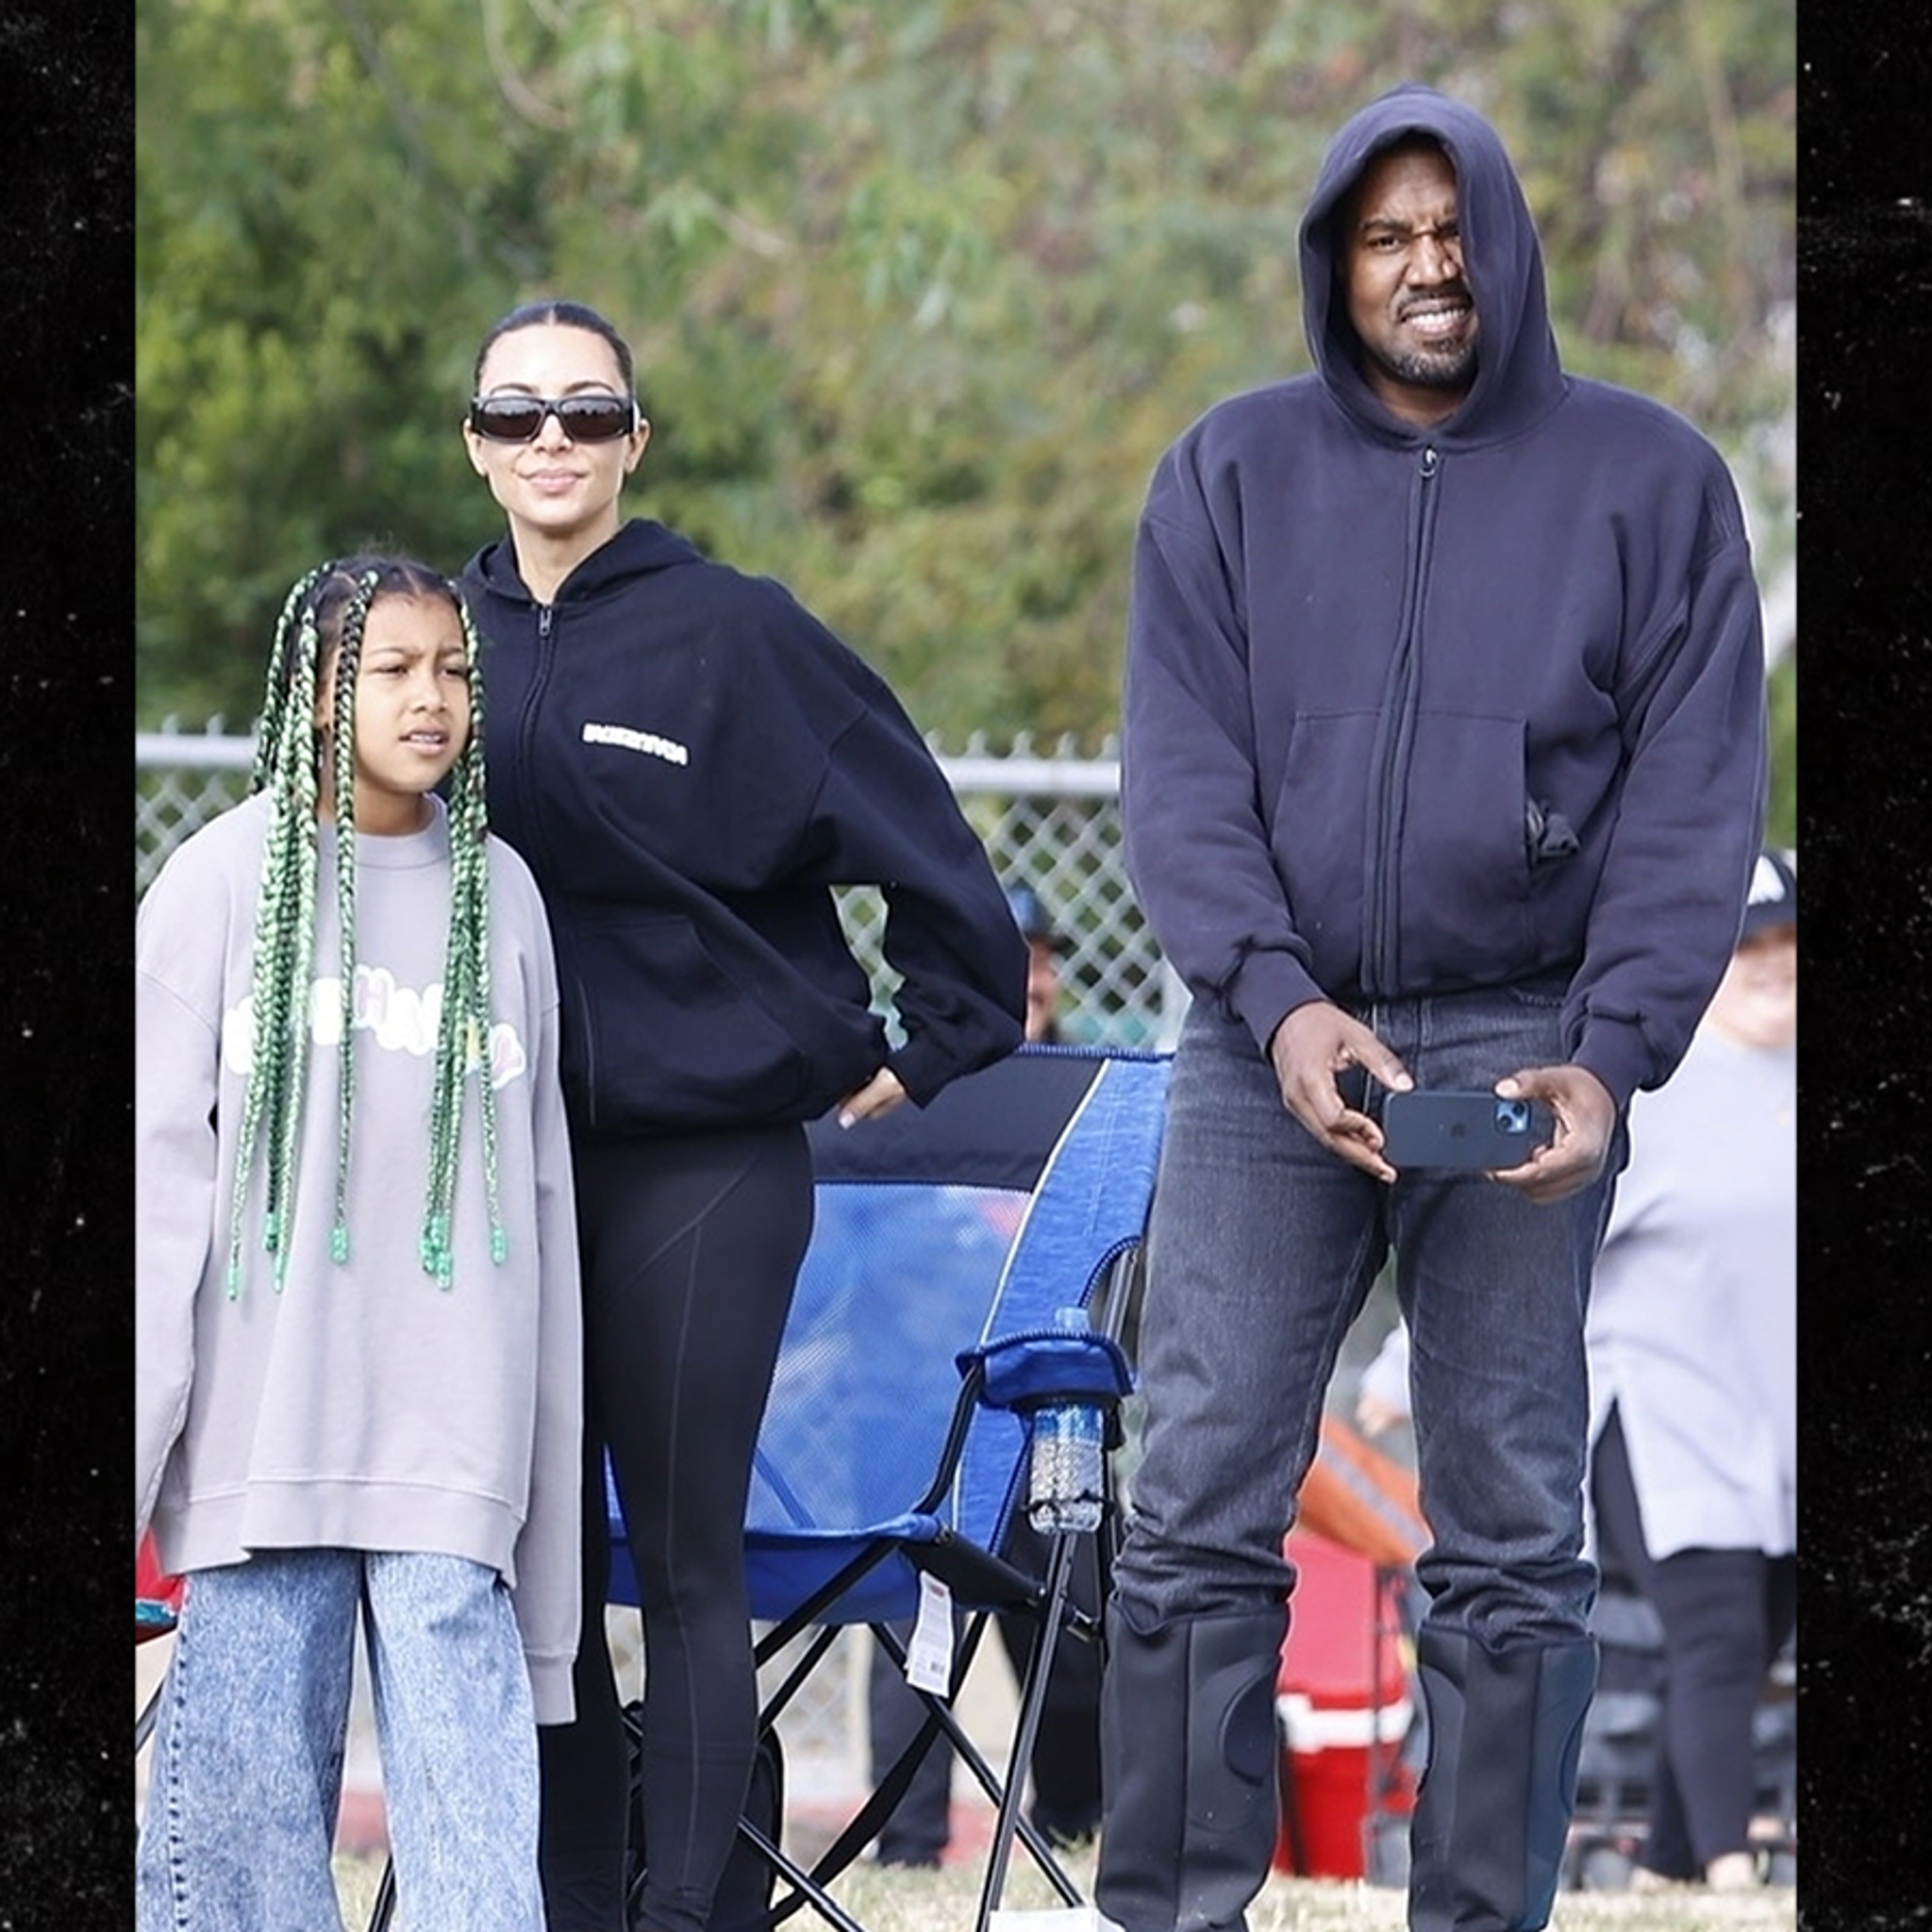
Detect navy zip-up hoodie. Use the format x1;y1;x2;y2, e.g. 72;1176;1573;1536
463;521;1025;1136
1122;86;1766;1108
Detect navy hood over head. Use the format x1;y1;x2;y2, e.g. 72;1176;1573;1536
1119;86;1768;1108
1297;84;1567;448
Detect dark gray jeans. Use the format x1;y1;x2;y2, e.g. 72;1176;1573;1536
1115;986;1620;1650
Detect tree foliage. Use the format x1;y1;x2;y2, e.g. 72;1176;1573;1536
139;0;1794;837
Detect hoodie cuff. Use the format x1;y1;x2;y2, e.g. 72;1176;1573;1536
526;1654;577;1727
886;1034;963;1109
1569;1020;1650;1115
1229;951;1329;1062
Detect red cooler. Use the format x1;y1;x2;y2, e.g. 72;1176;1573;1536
1273;1528;1416;1878
137;1531;184;1641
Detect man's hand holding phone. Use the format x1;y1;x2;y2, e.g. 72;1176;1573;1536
1268;1001;1412;1183
1488;1064;1617;1202
1269;1005;1614;1201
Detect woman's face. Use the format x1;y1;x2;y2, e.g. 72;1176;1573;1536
463;323;649;559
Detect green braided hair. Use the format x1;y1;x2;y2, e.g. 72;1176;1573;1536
224;555;507;1296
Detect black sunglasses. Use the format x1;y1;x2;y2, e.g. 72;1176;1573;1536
467;392;640;443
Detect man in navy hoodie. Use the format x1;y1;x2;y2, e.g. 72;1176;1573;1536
1098;87;1766;1932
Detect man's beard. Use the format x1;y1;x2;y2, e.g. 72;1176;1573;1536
1367;337;1479;393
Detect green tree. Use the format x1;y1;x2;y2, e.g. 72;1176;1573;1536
139;0;1793;842
137;0;557;715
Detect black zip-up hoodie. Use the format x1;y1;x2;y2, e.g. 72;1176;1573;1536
1121;85;1767;1108
463;521;1025;1137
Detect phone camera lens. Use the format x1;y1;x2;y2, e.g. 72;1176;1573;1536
1496;1099;1531;1134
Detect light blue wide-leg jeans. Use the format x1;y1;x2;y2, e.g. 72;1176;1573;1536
137;1548;543;1932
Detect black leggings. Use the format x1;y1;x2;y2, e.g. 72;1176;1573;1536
1592;1406;1797;1876
540;1124;813;1932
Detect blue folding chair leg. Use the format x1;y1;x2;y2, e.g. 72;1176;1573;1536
865;1599;1091;1928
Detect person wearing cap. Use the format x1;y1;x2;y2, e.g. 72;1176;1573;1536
1586;849;1795;1890
1355;850;1796;1889
1006;885;1067;1046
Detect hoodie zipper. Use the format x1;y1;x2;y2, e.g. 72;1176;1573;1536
511;599;560;880
516;596;603;1122
1363;444;1441;995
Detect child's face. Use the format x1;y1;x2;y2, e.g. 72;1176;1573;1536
318;593;473;834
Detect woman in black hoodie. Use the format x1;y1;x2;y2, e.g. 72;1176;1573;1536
459;299;1026;1932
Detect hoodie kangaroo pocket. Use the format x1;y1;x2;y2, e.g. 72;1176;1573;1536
1395;709;1536;985
564;913;811;1129
1269;711;1378;991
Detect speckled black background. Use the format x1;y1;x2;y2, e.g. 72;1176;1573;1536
3;0;1916;1922
2;1;129;1923
1798;8;1932;1927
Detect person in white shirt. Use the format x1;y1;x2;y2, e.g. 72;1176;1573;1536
1357;849;1796;1890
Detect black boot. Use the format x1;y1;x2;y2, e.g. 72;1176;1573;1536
1407;1628;1596;1931
1095;1607;1285;1932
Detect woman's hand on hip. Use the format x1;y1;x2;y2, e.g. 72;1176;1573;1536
837;1067;909;1129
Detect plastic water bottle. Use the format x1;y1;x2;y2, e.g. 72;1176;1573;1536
1027;1307;1105;1534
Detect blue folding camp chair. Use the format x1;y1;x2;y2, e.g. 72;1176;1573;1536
605;1043;1172;1932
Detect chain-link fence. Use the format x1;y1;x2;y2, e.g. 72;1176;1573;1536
136;723;1187;1052
136;721;1180;1803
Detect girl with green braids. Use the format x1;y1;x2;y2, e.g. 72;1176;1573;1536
136;556;582;1932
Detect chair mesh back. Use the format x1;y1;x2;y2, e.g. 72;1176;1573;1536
749;1177;1026;1544
953;1054;1168;1554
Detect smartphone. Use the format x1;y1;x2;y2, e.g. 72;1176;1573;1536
1381;1090;1549;1169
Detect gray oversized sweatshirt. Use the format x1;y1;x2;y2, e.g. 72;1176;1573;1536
135;792;584;1723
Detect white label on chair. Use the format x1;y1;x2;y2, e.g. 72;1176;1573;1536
904;1574;954;1693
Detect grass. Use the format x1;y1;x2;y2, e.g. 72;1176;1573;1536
330;1838;1795;1931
